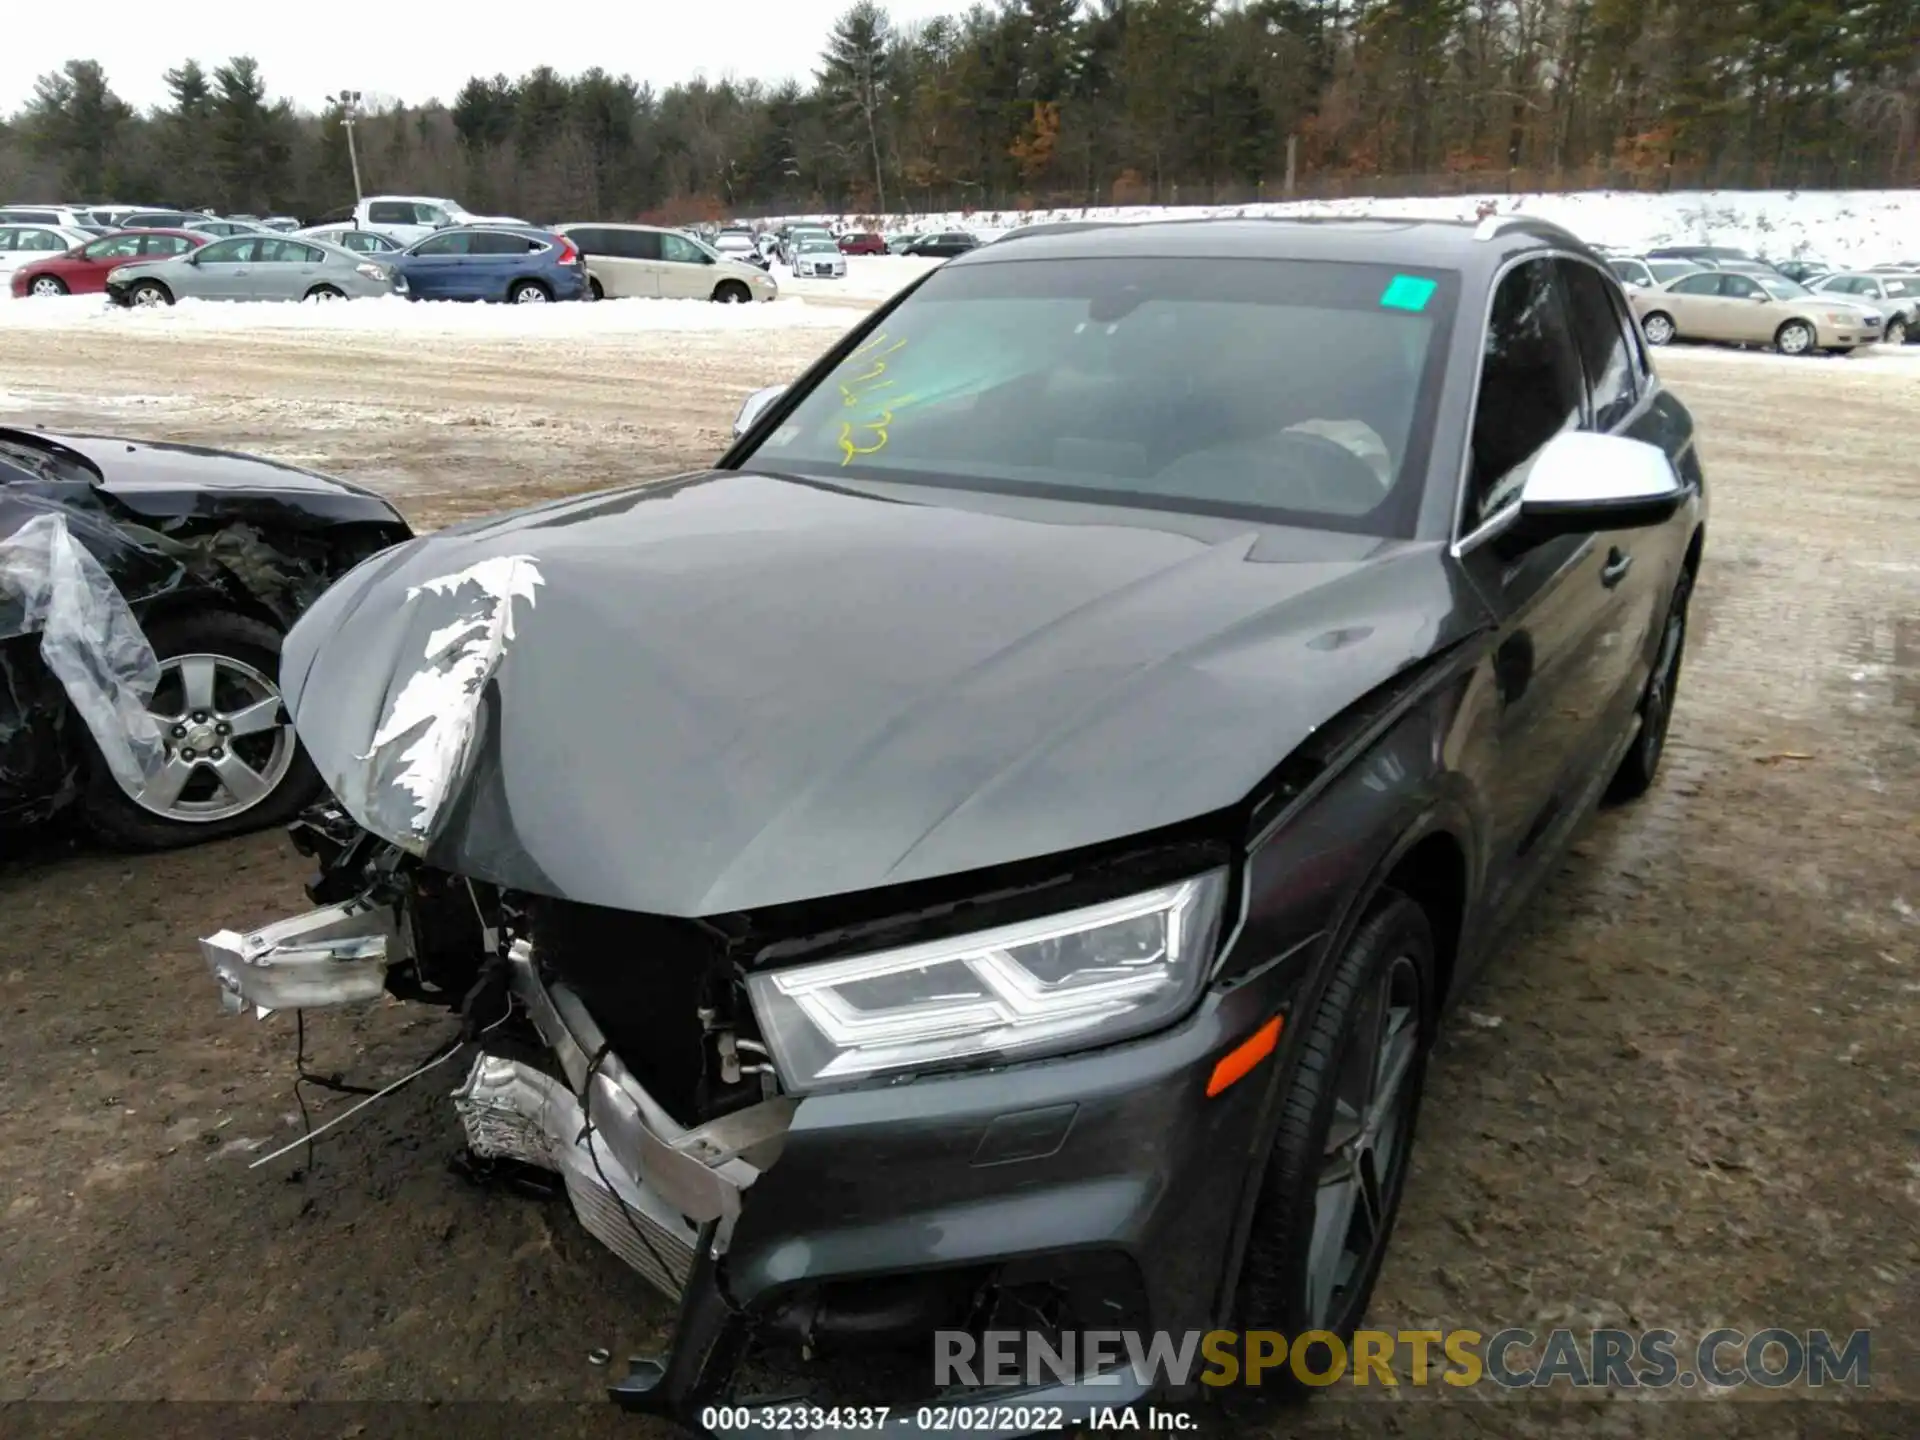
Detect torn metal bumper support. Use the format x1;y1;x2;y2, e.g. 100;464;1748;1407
200;899;409;1014
478;938;794;1286
0;512;165;795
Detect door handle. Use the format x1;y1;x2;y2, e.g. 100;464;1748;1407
1601;548;1633;588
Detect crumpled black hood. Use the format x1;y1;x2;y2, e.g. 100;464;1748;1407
282;470;1467;916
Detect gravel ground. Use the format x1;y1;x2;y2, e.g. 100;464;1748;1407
0;325;1914;1438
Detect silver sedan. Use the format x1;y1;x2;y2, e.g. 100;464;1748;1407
104;234;407;306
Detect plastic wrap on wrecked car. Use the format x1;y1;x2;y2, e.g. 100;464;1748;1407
0;512;165;794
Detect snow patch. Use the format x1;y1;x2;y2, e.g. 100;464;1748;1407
358;554;543;849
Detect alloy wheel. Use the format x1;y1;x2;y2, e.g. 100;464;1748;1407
1642;313;1674;345
514;286;549;304
30;277;66;297
1777;321;1813;355
132;285;167;307
1304;952;1423;1329
128;653;296;822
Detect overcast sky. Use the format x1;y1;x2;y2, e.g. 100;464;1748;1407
3;2;960;114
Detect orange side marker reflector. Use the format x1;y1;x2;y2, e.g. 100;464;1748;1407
1206;1015;1284;1098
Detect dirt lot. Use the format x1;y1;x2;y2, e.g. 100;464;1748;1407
0;324;1915;1436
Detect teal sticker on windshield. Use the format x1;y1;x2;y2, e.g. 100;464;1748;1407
1380;274;1437;312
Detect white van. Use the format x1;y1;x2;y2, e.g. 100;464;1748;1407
353;195;528;247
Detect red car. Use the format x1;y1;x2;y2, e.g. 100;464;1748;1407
10;228;208;298
836;230;887;255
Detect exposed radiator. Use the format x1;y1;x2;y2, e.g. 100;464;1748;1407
454;1052;697;1298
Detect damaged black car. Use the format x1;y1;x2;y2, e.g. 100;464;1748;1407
0;427;411;847
202;217;1705;1427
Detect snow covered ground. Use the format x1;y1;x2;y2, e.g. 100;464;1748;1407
0;290;866;334
777;188;1920;267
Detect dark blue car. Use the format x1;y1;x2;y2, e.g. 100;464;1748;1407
390;225;589;303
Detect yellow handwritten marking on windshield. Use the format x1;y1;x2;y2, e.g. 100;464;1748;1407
835;332;914;464
838;396;917;465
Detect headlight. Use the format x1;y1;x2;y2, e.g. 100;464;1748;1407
356;262;389;281
747;869;1228;1089
107;267;131;284
1824;311;1855;325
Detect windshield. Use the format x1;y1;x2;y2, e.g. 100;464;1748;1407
798;239;836;253
1759;276;1811;299
740;256;1456;536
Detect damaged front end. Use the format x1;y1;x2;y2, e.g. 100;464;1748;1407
208;805;1260;1430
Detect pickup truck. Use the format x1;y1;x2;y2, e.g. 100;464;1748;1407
353;195;529;247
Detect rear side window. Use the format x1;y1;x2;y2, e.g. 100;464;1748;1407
1;210;58;224
567;227;611;255
469;231;535;255
1466;258;1585;530
368;201;411;225
1556;260;1639;431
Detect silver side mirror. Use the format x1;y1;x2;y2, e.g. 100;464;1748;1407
1509;431;1686;545
732;384;786;440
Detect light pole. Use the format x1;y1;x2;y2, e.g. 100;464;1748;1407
327;89;364;201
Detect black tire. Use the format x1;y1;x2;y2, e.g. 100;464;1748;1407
713;280;751;304
1606;561;1694;803
1640;311;1675;346
1234;892;1436;1365
1885;316;1909;346
129;280;172;308
79;610;321;850
304;284;345;302
1774;319;1816;356
508;279;551;304
27;274;69;297
589;277;605;301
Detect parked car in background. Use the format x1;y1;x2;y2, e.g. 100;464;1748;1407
260;216;302;232
354;196;528;247
1868;260;1920;271
887;232;922;254
1607;256;1709;289
295;225;403;256
555;223;774;302
1630;269;1882;354
104;234;406;306
120;210;217;230
903;229;982;258
1;426;412;846
776;224;835;264
712;230;770;270
203;216;1705;1423
1772;259;1832;284
186;219;270;239
10;228;207;297
787;235;847;278
0;224;94;280
83;205;140;228
837;230;887;255
1646;244;1767;266
389;226;586;303
1811;271;1919;344
0;204;99;230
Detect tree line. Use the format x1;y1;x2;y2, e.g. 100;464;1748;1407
3;0;1917;225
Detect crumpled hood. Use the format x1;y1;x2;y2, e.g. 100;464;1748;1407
282;470;1467;916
